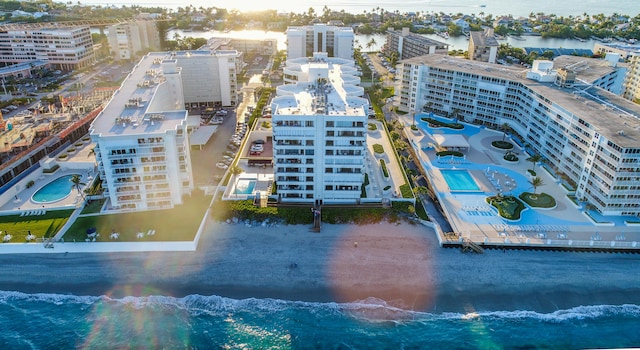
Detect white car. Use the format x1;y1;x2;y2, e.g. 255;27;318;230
250;145;264;152
223;155;233;161
216;162;228;169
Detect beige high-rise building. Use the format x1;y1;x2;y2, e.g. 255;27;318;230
468;28;499;64
623;54;640;104
108;18;161;61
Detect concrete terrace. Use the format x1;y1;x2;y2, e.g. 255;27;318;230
401;112;640;251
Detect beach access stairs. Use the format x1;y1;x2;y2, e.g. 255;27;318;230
462;237;484;254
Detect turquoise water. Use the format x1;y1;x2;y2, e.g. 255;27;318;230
31;175;79;203
0;291;639;348
441;170;481;192
235;180;256;195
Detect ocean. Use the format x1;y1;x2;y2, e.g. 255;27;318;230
1;291;639;348
82;0;640;17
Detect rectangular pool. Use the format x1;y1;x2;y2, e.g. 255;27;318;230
441;170;481;192
235;179;256;194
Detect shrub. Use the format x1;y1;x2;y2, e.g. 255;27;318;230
383;185;391;191
75;142;84;147
503;153;518;162
420;117;464;129
26;180;35;188
67;147;76;153
436;150;464;157
519;192;556;208
527;169;536;176
410;124;418;131
380;159;389;177
373;144;384;154
58;154;68;159
399;183;413;198
492;140;514;149
43;165;60;174
368;123;377;131
487;195;525;220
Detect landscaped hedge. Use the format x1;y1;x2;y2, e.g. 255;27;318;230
368;123;377;131
436;150;464;157
421;117;464;129
380;159;389;177
492;140;514;149
43;165;60;174
373;144;384;154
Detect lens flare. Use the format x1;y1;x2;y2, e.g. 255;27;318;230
326;223;435;317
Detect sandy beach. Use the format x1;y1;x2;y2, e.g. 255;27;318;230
1;220;639;313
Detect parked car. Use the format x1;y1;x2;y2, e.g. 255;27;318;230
216;162;229;169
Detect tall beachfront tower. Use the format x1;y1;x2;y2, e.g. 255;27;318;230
90;53;193;211
273;53;368;204
286;24;354;60
396;54;640;216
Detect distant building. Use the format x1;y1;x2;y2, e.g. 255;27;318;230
107;19;161;62
593;42;640;61
0;26;94;70
272;52;368;204
396;54;640;216
468;28;499;64
384;28;448;60
0;60;49;80
90;53;193;211
205;37;277;56
286;24;354;59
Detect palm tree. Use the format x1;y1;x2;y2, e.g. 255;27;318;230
70;174;86;199
451;108;461;124
230;165;244;197
526;154;542;172
500;122;511;142
529;176;545;195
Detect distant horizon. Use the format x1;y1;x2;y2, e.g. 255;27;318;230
77;0;640;18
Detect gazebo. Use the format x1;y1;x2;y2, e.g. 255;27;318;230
431;134;470;152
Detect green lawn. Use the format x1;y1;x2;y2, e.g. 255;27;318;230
487;195;525;220
0;210;74;243
519;192;557;208
64;191;212;242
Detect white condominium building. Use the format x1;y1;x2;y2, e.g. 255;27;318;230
90;53;193;211
397;54;640;216
272;52;368;204
0;26;94;70
286;24;354;60
107;19;161;61
171;50;241;108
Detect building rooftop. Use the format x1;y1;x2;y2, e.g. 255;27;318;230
91;52;187;137
470;30;499;47
401;54;640;148
274;60;367;117
387;29;448;47
552;55;628;84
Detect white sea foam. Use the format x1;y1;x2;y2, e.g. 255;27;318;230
2;290;639;324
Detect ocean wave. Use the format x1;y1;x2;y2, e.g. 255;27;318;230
2;290;639;323
0;290;99;305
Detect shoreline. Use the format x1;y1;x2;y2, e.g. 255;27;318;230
1;221;639;313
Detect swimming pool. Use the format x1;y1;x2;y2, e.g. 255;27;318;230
31;174;80;203
441;170;481;192
235;179;256;195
